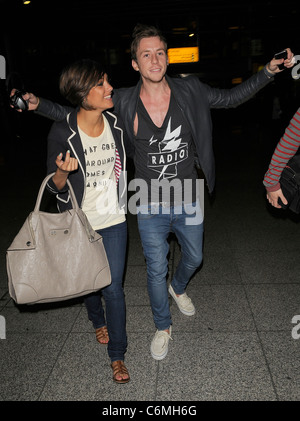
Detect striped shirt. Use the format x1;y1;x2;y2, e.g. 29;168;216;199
114;146;122;186
263;107;300;192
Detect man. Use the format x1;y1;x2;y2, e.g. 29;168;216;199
12;24;294;360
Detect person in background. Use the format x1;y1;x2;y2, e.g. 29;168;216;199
46;59;130;383
11;24;295;361
263;107;300;208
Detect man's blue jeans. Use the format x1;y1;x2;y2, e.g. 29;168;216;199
84;221;127;362
137;201;203;331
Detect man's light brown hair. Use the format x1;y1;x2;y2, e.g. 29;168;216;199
131;23;168;62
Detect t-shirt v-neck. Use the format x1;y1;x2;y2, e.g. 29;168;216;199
137;96;171;130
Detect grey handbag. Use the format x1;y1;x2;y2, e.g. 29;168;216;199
6;173;111;305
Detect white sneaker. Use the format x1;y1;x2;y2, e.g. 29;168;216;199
150;326;172;360
168;285;195;316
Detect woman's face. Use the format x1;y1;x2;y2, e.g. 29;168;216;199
85;73;114;111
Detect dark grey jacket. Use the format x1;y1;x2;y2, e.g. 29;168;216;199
37;67;273;193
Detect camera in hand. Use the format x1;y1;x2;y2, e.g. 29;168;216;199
10;90;29;111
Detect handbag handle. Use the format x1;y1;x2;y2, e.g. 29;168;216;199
34;172;79;212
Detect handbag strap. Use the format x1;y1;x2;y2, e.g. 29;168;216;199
34;172;79;212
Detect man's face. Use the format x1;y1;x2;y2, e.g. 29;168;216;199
132;36;168;83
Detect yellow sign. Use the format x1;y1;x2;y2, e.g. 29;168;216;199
231;77;243;85
167;47;199;64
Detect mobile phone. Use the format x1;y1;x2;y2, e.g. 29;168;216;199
274;50;287;70
274;50;287;60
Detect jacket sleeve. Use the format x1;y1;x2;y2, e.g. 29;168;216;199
207;66;274;109
35;98;74;121
46;121;69;194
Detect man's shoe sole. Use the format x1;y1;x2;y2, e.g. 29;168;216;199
150;350;168;360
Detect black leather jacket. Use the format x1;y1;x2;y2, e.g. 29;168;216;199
37;67;273;193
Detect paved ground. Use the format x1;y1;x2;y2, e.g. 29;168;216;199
0;104;299;409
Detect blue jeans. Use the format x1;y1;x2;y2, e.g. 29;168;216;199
137;201;203;331
84;221;127;362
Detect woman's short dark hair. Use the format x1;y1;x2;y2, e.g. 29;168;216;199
130;23;167;61
59;59;106;110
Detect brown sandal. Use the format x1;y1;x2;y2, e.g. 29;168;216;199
111;360;130;384
95;326;109;344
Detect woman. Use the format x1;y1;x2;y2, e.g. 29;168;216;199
46;59;130;383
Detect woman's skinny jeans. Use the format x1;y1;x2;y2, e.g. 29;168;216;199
84;221;127;363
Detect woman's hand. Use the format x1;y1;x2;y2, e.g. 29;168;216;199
53;150;78;190
55;150;78;173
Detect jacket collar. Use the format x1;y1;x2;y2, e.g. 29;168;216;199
66;107;120;132
67;107;79;133
65;107;126;183
165;74;187;112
